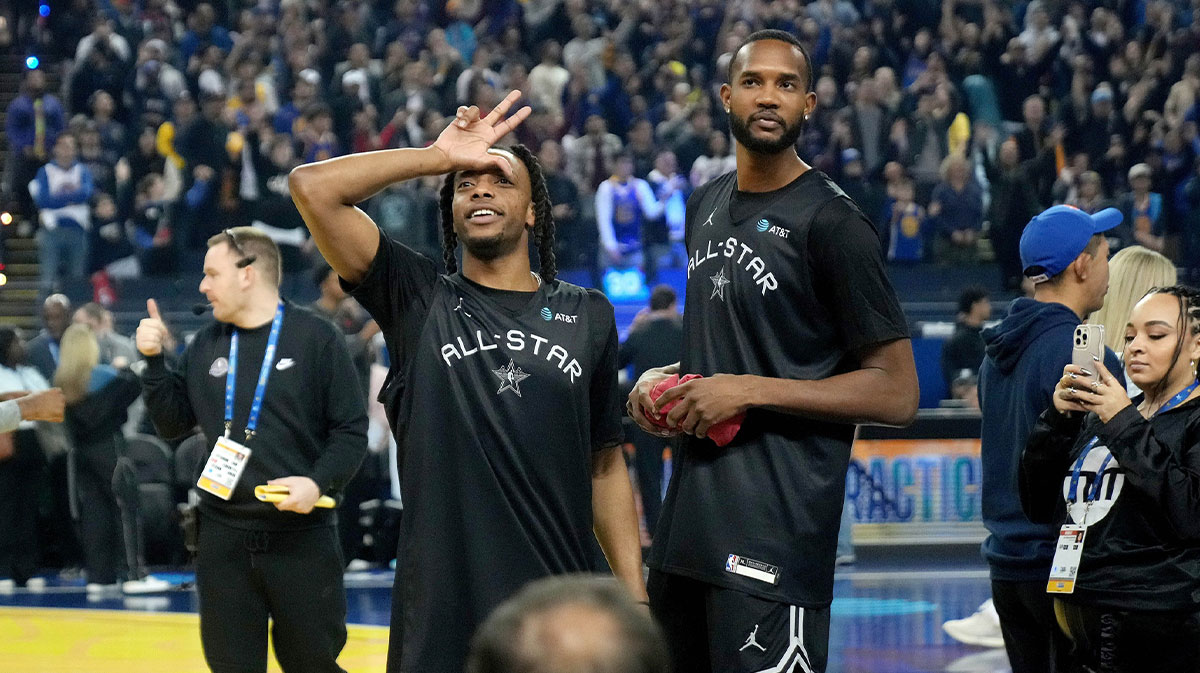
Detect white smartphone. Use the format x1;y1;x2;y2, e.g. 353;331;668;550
1072;324;1105;385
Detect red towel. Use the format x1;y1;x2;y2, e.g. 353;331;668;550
645;374;744;447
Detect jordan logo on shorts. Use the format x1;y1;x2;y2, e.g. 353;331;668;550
740;624;766;652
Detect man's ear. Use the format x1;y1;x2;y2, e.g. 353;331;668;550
1070;252;1091;281
526;202;535;230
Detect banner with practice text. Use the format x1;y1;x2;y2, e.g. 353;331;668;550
848;438;985;545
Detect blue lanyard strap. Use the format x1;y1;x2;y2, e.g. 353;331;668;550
1067;380;1198;505
1068;437;1103;504
224;302;285;442
1156;380;1199;417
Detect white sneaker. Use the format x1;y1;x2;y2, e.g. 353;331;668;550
345;559;372;572
123;596;171;611
86;582;120;594
942;599;1005;648
0;579;14;594
122;576;171;594
24;577;46;593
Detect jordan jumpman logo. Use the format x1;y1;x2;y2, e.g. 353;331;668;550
740;624;766;652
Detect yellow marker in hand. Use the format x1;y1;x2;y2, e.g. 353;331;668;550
254;484;336;508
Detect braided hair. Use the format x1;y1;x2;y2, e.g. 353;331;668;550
438;176;459;274
1139;285;1200;402
438;144;558;283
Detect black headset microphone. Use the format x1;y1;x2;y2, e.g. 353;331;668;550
192;303;212;315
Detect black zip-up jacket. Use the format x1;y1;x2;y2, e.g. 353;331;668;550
1020;400;1200;612
141;300;368;531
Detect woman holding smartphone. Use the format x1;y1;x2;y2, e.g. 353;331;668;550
1020;285;1200;672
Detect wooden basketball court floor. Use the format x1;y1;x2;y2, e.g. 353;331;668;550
0;552;1013;673
0;606;388;672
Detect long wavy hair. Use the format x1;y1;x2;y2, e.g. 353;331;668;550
438;144;557;282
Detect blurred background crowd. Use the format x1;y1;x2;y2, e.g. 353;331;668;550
4;0;1200;298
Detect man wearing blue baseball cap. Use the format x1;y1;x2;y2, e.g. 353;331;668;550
1018;205;1123;283
944;204;1126;671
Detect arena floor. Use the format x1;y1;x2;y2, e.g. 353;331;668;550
0;549;1007;673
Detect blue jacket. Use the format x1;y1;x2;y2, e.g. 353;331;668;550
978;298;1124;580
4;94;65;153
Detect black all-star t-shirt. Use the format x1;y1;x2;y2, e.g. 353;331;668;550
647;169;909;608
344;229;624;673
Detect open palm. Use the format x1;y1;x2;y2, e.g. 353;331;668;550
432;90;532;176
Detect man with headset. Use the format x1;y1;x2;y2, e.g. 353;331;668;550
139;227;367;673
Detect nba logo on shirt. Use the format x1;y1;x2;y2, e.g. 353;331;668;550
725;553;781;584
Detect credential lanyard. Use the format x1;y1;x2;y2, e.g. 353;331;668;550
224;302;285;442
1067;379;1199;504
1067;437;1109;505
1155;380;1199;418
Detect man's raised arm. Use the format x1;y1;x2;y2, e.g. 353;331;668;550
290;91;531;284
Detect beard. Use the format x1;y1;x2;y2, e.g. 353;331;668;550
459;226;525;263
729;110;806;155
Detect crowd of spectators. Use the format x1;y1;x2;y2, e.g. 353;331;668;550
5;0;1200;300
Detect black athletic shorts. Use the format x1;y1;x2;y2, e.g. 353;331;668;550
648;569;830;673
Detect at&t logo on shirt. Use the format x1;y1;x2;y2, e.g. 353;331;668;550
541;306;578;323
757;218;790;238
